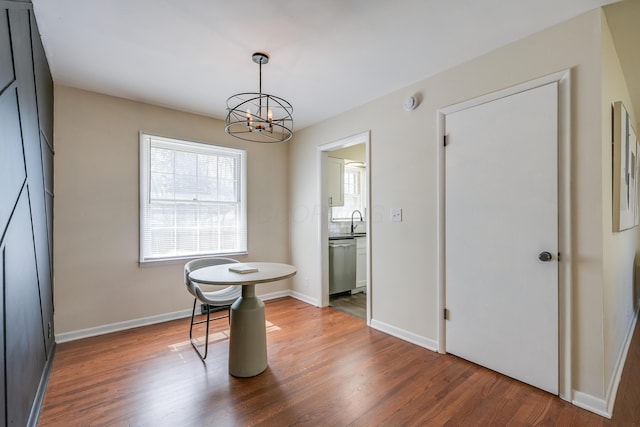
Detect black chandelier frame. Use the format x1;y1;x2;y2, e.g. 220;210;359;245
225;53;293;143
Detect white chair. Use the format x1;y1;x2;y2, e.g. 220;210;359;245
184;257;242;360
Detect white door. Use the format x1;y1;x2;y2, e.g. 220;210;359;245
445;82;559;394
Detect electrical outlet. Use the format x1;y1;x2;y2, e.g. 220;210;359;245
391;208;403;222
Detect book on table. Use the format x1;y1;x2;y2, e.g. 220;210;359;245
228;265;259;274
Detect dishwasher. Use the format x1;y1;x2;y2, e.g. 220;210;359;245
329;238;357;295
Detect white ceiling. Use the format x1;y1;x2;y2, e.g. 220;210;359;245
32;0;621;131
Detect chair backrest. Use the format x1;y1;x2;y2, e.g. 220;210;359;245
184;257;239;298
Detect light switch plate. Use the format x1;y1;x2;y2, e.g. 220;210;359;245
391;208;402;222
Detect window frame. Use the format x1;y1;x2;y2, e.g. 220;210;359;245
139;133;248;263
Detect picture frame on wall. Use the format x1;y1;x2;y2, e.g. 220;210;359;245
613;101;639;231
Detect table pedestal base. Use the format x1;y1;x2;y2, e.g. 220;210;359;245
228;284;267;377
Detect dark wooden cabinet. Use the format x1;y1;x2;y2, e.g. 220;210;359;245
0;2;54;426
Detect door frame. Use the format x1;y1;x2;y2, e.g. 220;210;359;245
317;131;371;324
436;70;572;399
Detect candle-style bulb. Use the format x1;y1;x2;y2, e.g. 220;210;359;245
267;109;273;132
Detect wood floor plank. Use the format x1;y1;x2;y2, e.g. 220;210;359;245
38;297;639;426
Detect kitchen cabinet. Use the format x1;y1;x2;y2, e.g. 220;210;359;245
356;236;366;289
327;156;344;207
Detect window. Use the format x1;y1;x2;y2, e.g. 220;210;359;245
332;164;366;220
139;133;247;262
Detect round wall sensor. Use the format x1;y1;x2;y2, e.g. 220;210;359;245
404;95;418;111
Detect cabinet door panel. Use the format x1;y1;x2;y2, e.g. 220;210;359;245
0;3;54;425
31;12;53;148
42;138;54;260
4;192;47;427
0;88;27;232
0;249;5;425
0;10;13;90
356;238;366;288
0;10;15;90
327;156;344;207
10;8;55;355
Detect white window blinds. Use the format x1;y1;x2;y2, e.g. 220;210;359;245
139;133;247;262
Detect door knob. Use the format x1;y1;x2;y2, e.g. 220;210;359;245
538;251;553;262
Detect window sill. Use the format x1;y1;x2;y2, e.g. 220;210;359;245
138;251;250;267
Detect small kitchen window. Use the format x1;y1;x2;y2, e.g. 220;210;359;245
139;133;247;262
332;164;366;220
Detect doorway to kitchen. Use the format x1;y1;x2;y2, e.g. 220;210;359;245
318;131;371;324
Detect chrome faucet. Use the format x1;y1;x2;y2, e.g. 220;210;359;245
350;210;363;234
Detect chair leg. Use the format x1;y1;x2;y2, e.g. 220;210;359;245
189;298;210;360
189;301;233;360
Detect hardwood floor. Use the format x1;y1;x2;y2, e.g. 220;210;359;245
39;297;640;426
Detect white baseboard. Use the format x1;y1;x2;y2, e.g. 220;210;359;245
288;290;320;307
572;299;639;419
55;308;193;343
370;319;438;352
55;290;316;343
604;299;639;416
260;290;292;301
572;391;610;418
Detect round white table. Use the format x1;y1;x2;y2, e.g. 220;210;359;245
188;262;296;377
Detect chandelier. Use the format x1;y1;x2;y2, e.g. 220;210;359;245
225;52;294;143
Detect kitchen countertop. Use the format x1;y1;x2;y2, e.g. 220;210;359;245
329;233;366;240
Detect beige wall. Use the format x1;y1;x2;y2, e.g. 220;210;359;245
601;10;639;403
54;86;291;334
289;9;611;402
